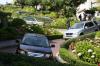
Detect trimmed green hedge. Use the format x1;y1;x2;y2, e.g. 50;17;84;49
46;35;63;40
0;53;69;66
62;32;96;49
0;52;96;66
95;31;100;38
0;27;19;40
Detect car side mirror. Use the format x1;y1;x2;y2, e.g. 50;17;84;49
15;39;20;44
51;44;55;48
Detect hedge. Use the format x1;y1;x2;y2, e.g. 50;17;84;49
0;52;96;66
46;35;63;40
0;53;69;66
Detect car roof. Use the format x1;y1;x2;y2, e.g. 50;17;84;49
24;33;47;38
76;21;93;24
81;21;92;23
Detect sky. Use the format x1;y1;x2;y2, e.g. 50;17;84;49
0;0;13;5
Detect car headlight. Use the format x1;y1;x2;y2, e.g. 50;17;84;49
20;50;27;54
74;33;79;35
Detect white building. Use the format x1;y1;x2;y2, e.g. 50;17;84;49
0;0;13;5
76;0;100;18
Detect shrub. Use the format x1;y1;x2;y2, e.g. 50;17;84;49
50;17;76;29
43;28;62;35
45;12;58;18
95;31;100;38
76;40;100;64
96;17;100;21
0;27;18;40
22;6;35;14
60;48;97;66
10;18;26;28
22;24;44;34
46;35;63;40
0;53;68;66
50;17;66;29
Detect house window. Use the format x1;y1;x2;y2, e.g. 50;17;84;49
85;22;94;28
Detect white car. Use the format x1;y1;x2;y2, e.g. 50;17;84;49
63;21;100;39
23;16;44;25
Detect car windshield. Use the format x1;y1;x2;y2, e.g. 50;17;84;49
71;23;84;29
21;34;49;47
24;17;36;21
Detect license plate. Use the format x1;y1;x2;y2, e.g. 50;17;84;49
28;52;44;57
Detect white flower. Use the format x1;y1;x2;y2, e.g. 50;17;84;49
31;30;33;31
92;52;96;55
97;46;100;48
91;55;95;58
88;49;93;53
28;27;31;30
90;40;93;43
77;53;82;56
72;50;76;53
28;26;31;28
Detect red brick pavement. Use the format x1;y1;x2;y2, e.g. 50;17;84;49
50;39;65;57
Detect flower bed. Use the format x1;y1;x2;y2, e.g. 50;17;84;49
60;32;100;65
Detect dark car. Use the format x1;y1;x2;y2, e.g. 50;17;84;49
16;33;55;58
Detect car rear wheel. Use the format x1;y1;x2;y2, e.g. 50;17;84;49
80;33;84;36
16;49;27;55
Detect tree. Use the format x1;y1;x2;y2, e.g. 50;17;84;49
14;0;87;17
16;0;25;8
96;0;100;11
97;0;100;2
62;0;87;17
0;11;11;28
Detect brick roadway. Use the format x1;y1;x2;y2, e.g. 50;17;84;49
50;39;65;57
0;39;65;57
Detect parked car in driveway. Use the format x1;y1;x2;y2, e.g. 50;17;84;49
16;33;55;58
23;16;44;25
63;21;100;39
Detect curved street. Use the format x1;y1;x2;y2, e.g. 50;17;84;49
0;39;65;57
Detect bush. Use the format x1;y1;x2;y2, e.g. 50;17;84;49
0;27;18;40
22;24;44;34
45;12;58;18
60;48;97;66
50;17;66;29
76;40;100;64
96;17;100;21
10;18;26;28
22;6;35;14
0;53;68;66
96;31;100;38
43;28;62;35
46;35;63;40
50;17;76;29
62;32;96;49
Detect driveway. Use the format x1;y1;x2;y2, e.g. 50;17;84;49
0;39;65;57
